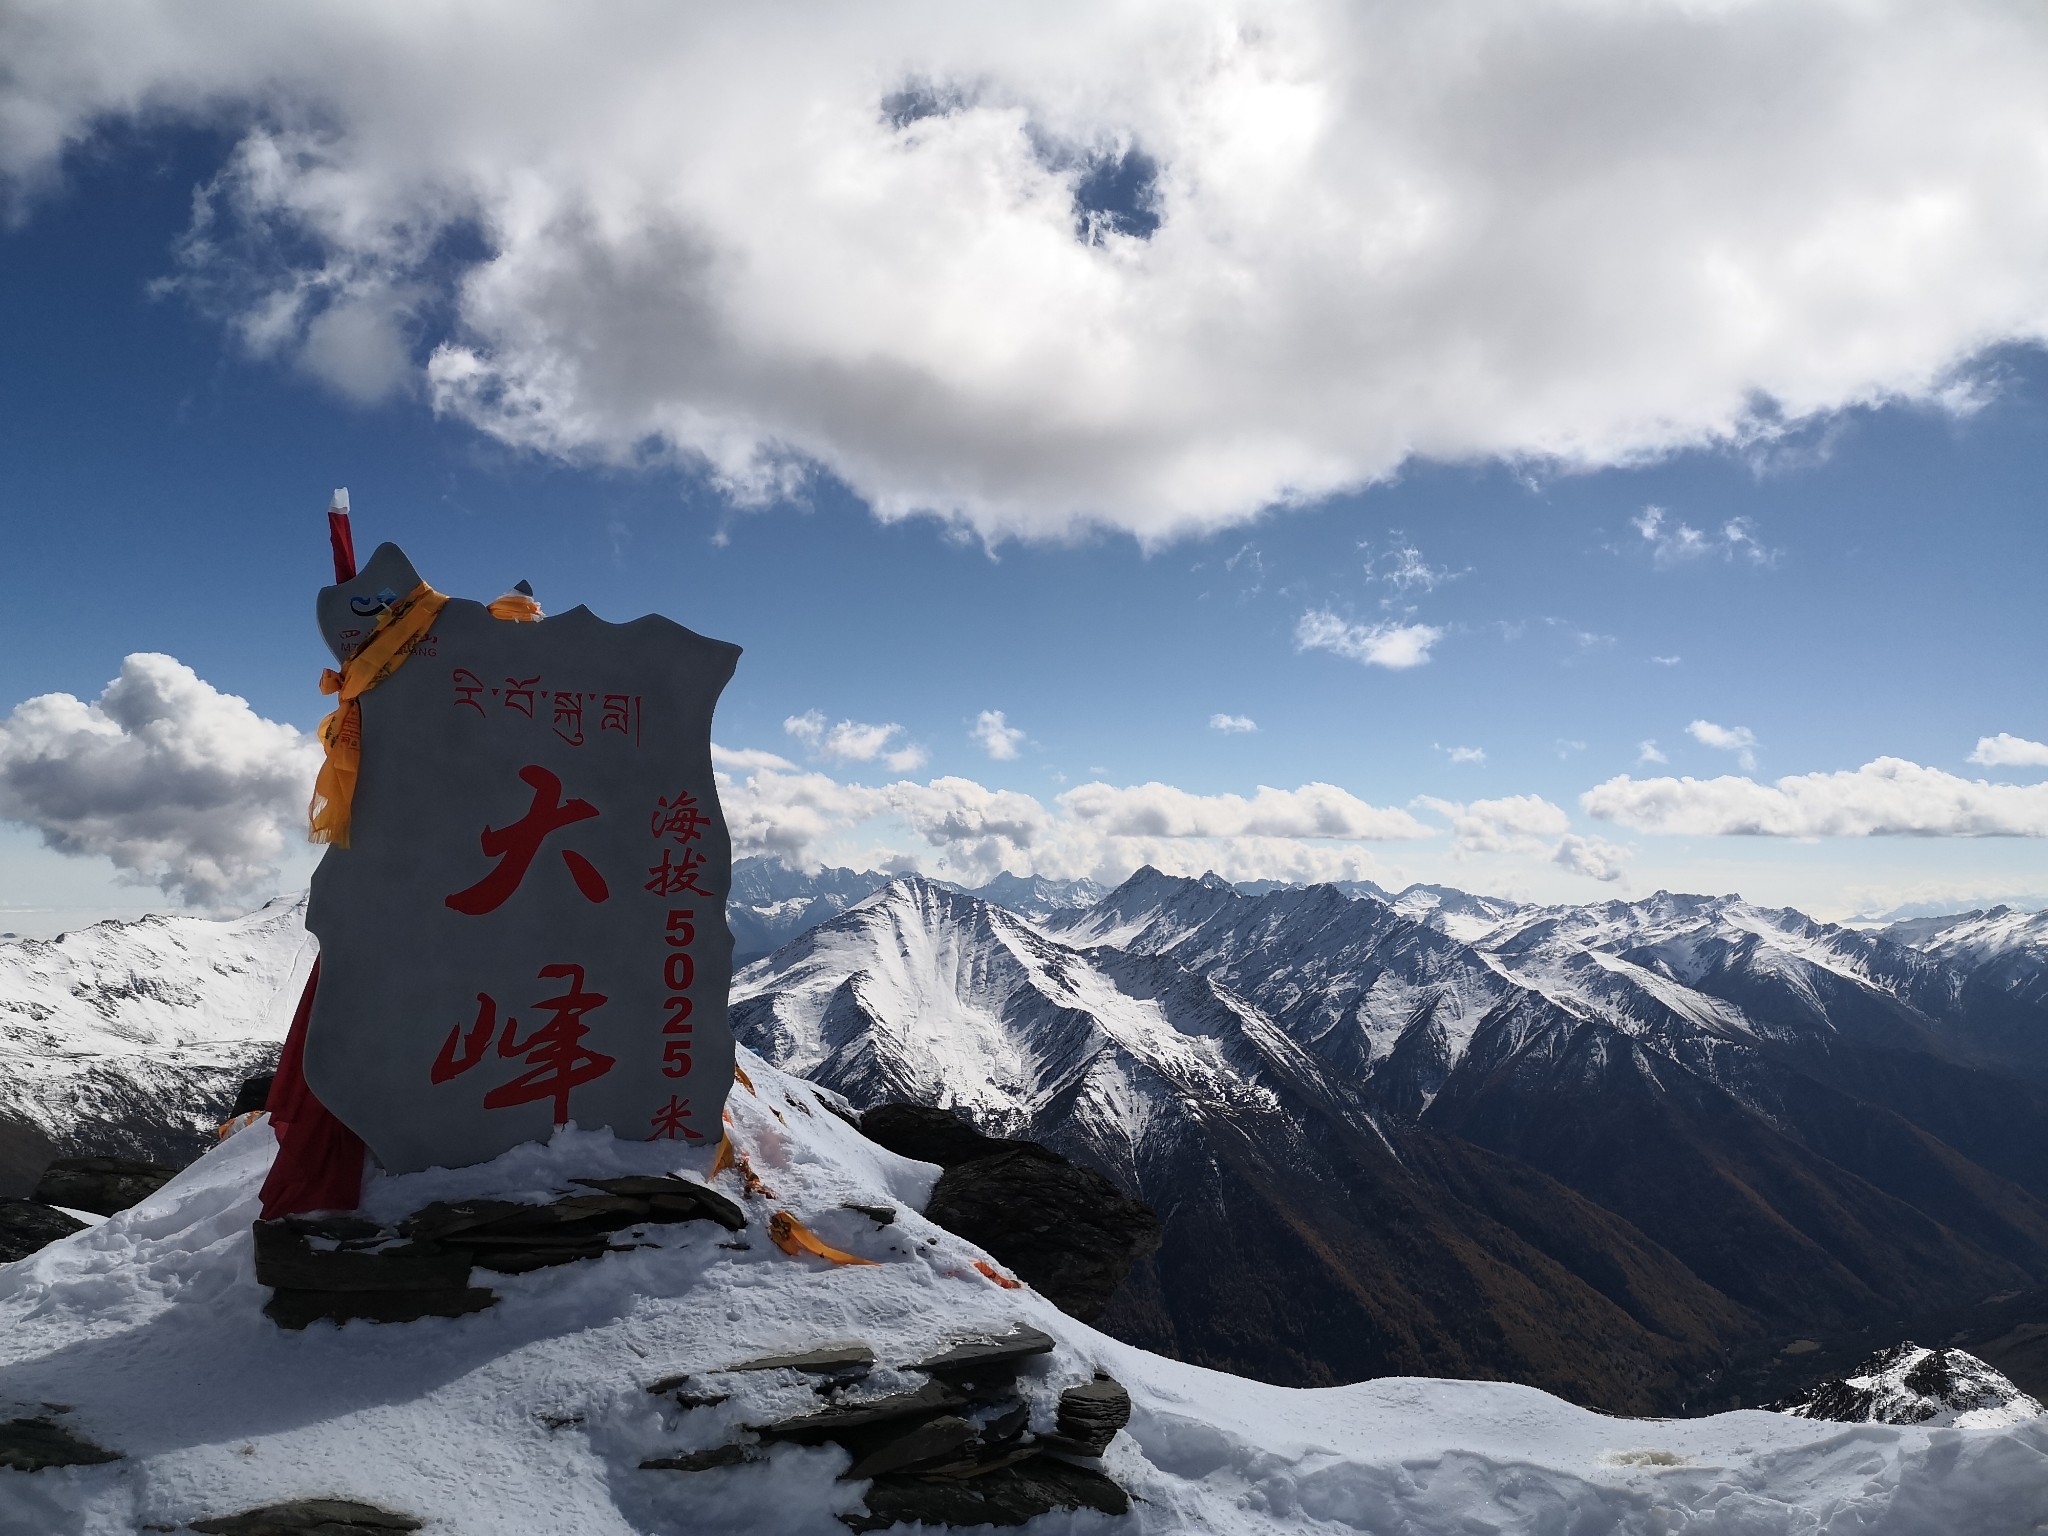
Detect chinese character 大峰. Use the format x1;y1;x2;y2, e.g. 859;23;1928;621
445;765;612;914
430;992;499;1084
482;963;616;1126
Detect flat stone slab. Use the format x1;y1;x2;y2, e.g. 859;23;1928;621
911;1327;1057;1377
261;1177;747;1326
639;1444;760;1472
190;1499;422;1534
0;1415;120;1471
729;1343;877;1375
754;1380;965;1443
844;1457;1129;1530
264;1286;497;1330
843;1414;978;1481
254;1224;474;1293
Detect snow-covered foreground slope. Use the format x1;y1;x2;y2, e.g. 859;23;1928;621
3;1046;2043;1536
0;899;311;1161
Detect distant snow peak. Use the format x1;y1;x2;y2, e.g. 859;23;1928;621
1775;1343;2043;1429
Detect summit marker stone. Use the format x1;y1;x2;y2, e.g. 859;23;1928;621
304;544;741;1173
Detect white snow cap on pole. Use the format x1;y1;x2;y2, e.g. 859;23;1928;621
330;488;349;512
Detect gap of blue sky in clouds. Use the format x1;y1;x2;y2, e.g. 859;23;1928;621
1;120;2045;934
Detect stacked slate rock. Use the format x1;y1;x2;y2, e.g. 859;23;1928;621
858;1104;1161;1322
255;1175;744;1328
640;1324;1133;1529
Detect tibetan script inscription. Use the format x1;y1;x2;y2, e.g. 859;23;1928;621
304;543;740;1174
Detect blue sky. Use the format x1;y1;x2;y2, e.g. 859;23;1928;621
2;5;2045;933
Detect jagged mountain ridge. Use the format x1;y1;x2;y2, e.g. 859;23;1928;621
726;856;1104;962
0;896;313;1171
1056;872;2048;1316
735;868;2048;1407
1884;905;2048;1014
731;877;1751;1409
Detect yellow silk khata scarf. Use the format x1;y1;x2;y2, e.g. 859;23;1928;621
307;582;450;847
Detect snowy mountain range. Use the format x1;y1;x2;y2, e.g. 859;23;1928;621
7;865;2048;1415
730;866;2048;1409
727;857;1105;962
0;896;313;1176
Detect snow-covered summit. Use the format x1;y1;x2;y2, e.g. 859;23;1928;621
1883;906;2048;1011
1775;1342;2044;1430
5;1044;2045;1535
0;897;311;1161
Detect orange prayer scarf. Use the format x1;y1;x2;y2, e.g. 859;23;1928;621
307;582;450;846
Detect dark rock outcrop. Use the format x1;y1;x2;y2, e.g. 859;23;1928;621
924;1147;1162;1322
32;1155;177;1216
0;1415;121;1471
230;1075;276;1117
190;1499;422;1534
858;1102;1160;1321
859;1104;1052;1170
0;1197;86;1262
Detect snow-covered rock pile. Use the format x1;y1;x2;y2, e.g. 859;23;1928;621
4;1047;2048;1534
1773;1342;2045;1430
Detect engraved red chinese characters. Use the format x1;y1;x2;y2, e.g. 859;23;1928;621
446;765;611;913
429;963;617;1127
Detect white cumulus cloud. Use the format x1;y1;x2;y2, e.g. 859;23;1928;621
1418;794;1573;858
1969;733;2048;769
1688;719;1759;770
1058;781;1432;841
1637;740;1668;765
970;709;1025;760
1209;713;1258;734
0;654;320;906
712;751;1433;886
784;710;927;773
1295;612;1444;670
1552;833;1631;883
1443;745;1485;765
10;4;2046;540
1582;759;2048;838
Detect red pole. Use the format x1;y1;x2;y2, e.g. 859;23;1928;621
259;489;369;1217
327;488;357;582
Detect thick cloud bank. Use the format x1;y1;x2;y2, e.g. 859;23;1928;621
1584;759;2048;839
0;655;320;905
6;2;2048;539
